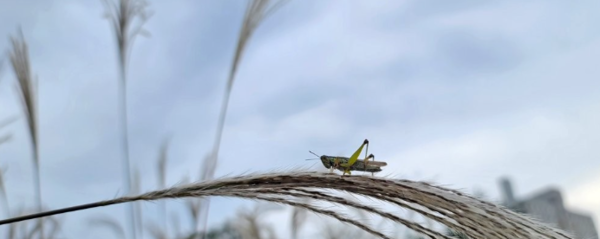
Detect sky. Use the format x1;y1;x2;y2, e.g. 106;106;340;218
1;0;600;238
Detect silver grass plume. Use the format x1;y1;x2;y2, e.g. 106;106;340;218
232;203;281;239
0;172;574;239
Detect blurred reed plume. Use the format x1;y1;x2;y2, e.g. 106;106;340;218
0;172;574;239
102;0;152;73
88;215;126;239
146;220;168;239
232;203;281;239
101;0;152;238
290;198;308;239
0;167;63;239
8;29;45;239
199;0;289;235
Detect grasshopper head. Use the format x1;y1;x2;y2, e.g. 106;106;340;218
319;155;332;168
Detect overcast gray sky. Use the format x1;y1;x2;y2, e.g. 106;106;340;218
1;0;600;238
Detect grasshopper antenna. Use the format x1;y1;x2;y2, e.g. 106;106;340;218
304;150;321;161
309;151;320;157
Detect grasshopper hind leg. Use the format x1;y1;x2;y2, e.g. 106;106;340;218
364;154;375;176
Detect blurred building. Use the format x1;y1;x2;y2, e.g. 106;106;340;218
499;177;599;239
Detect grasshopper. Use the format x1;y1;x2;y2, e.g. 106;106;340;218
307;139;387;176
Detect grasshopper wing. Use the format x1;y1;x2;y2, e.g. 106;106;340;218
368;161;387;167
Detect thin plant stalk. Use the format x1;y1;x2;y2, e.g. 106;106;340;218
101;0;151;238
156;137;170;235
8;30;43;239
116;50;136;239
132;169;143;239
199;0;289;235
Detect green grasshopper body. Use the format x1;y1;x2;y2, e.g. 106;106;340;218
319;155;387;173
309;139;387;176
